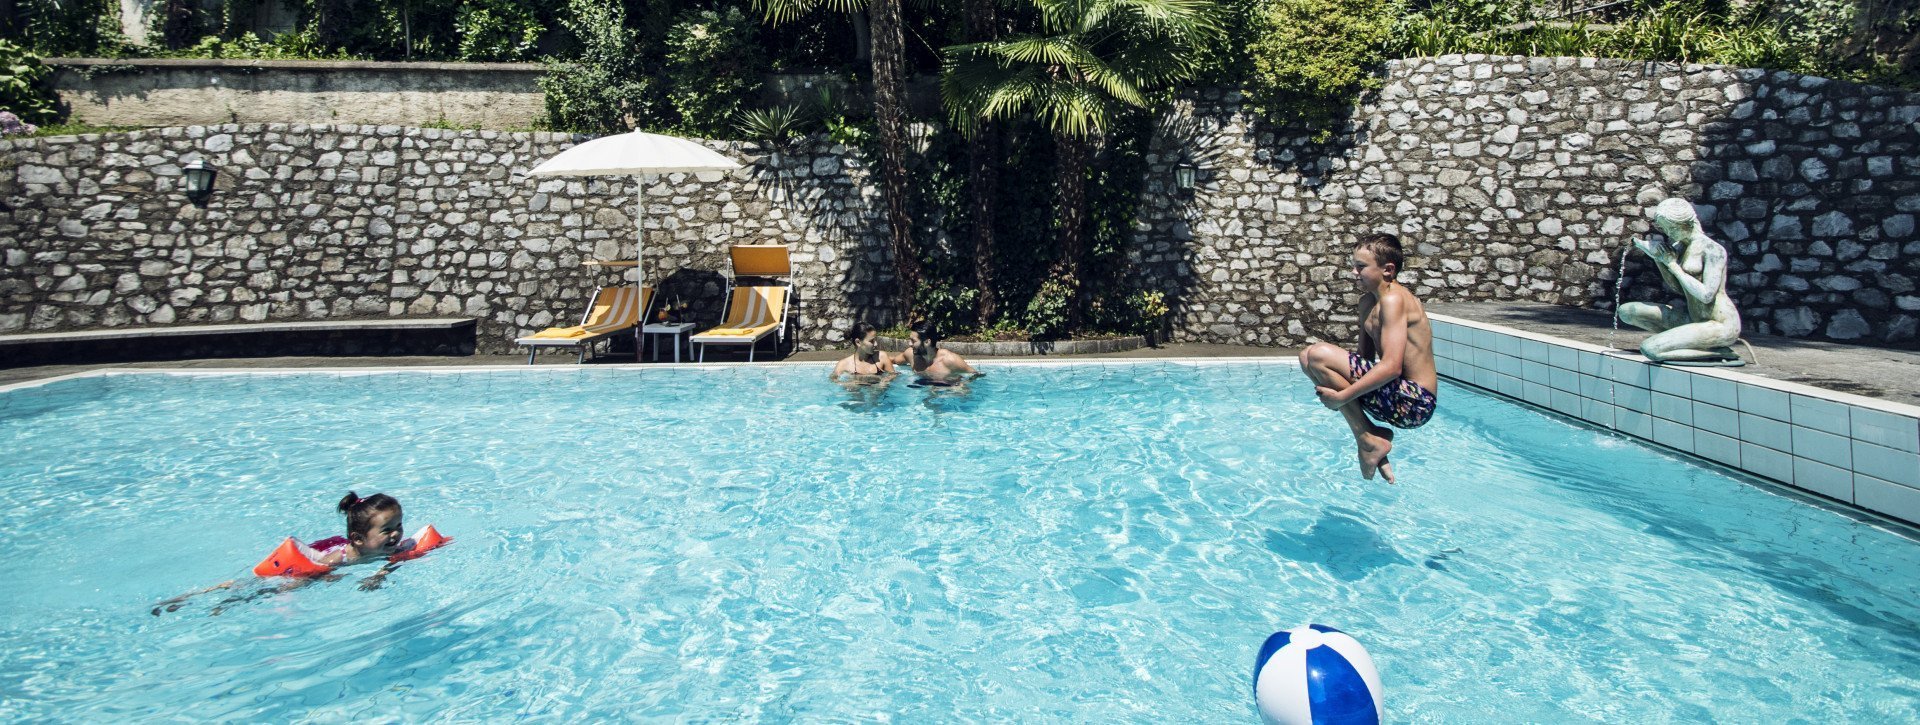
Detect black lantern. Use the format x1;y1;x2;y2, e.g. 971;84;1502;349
1174;161;1197;191
182;159;216;200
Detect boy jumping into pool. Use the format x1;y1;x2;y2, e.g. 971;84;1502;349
1297;233;1438;484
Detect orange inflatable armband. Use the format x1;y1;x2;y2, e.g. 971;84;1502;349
387;525;451;563
253;537;334;578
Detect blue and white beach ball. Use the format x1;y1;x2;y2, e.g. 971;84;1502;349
1253;624;1385;725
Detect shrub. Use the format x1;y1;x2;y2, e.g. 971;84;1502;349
1244;0;1397;139
539;0;656;133
662;8;767;139
456;0;546;61
0;41;60;125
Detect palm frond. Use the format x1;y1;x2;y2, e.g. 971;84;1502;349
751;0;867;25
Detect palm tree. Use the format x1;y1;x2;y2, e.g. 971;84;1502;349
962;0;1001;330
943;0;1217;331
754;0;922;318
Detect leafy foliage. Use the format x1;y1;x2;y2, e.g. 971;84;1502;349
538;0;655;133
13;0;132;57
0;41;61;125
1243;0;1397;139
734;104;809;146
663;8;769;139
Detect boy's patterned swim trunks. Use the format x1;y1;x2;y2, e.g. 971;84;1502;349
1347;352;1438;429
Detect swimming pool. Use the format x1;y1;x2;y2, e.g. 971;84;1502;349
1;363;1915;720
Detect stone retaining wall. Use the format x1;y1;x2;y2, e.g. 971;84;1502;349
0;124;898;354
47;58;550;129
6;56;1918;358
1132;55;1920;349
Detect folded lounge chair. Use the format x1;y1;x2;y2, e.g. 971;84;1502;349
515;285;654;364
691;245;796;362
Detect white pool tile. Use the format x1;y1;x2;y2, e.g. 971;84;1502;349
1497;354;1522;377
1473;346;1497;369
1520;339;1549;362
1522;380;1551;407
1741;443;1793;483
1613;385;1652;412
1434;339;1456;359
1652;392;1692;424
1580;374;1610;401
1495;332;1521;356
1653;418;1694;453
1578;351;1604;376
1695;430;1741;468
1581;398;1613;427
1851;440;1920;487
1603;356;1651;387
1549;366;1579;392
1692;375;1738;408
1789;394;1851;436
1854;475;1920;524
1693;402;1739;437
1792;457;1855;501
1791;426;1851;467
1649;366;1692;397
1851;408;1920;454
1737;383;1791;422
1549;345;1579;371
1437;357;1466;379
1550;389;1582;417
1615;409;1653;439
1520;360;1550;383
1738;413;1792;453
1497;372;1522;398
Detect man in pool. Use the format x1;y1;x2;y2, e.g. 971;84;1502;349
830;321;896;381
893;321;980;386
1296;233;1438;484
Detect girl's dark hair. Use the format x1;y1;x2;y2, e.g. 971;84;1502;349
337;491;402;540
1356;233;1404;275
851;320;874;342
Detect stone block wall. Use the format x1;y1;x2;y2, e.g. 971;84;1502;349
6;55;1918;358
0;124;899;354
1132;55;1920;349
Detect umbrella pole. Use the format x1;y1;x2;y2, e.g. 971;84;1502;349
634;177;647;358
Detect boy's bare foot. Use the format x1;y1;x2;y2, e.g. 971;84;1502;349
1356;428;1395;483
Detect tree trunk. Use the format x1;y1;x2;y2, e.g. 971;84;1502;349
868;0;920;317
964;0;999;330
1053;130;1092;332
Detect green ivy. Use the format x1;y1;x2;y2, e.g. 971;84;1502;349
0;41;61;125
538;0;657;133
1244;0;1397;140
663;8;767;139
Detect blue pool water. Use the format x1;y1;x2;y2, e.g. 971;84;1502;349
1;364;1916;721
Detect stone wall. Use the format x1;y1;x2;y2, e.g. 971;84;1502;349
6;55;1918;357
1132;55;1920;349
0;124;899;354
48;59;549;129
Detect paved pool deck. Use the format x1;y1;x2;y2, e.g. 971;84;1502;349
1427;302;1920;407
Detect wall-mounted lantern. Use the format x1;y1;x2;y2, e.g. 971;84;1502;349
182;159;217;201
1174;161;1197;192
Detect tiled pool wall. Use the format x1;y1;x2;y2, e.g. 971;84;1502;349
1431;314;1920;527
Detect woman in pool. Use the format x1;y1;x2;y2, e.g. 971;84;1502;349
830;321;896;381
152;491;426;615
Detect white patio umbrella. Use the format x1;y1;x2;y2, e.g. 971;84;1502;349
528;131;743;337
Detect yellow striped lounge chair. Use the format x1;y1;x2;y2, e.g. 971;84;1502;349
515;286;654;364
691;245;796;362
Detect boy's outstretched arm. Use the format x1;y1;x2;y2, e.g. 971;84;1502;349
1317;295;1409;409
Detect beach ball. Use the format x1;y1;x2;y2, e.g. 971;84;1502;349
1253;624;1385;725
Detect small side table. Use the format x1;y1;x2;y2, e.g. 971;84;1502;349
642;322;697;363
